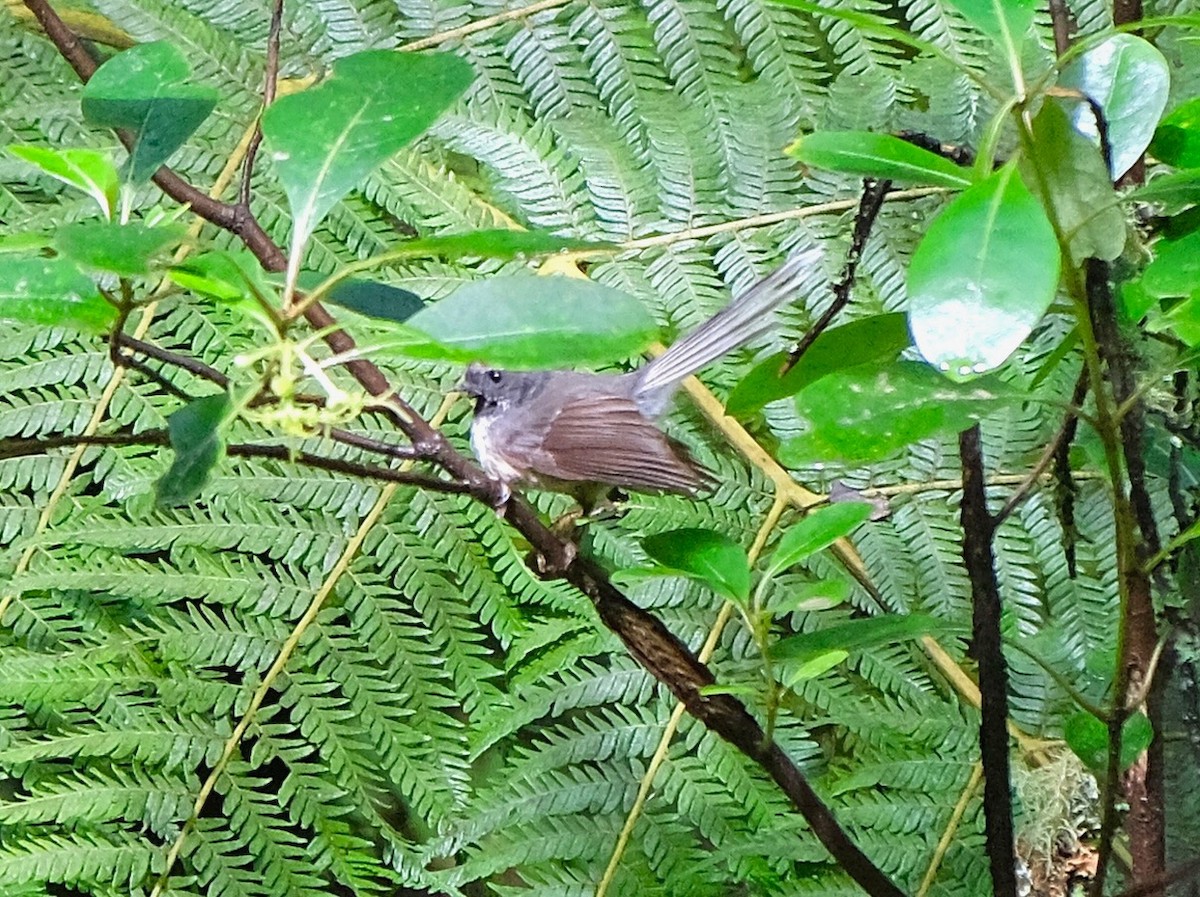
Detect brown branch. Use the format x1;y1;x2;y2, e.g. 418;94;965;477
1047;0;1076;57
238;0;283;209
994;366;1089;526
782;177;888;374
0;431;468;493
1085;259;1164;894
959;425;1017;897
26;4;906;894
115;333;422;461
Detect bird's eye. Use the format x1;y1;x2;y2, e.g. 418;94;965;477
487;369;502;383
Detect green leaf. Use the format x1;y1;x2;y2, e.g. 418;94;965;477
156;393;233;507
907;164;1060;380
641;528;751;603
53;220;185;277
945;0;1035;45
398;275;656;367
781;361;1012;465
261;50;474;255
1063;712;1108;772
1024;100;1125;263
771;579;852;615
787;131;972;188
1120;712;1154;769
167;250;278;330
324;278;423;323
8;145;119;218
1151;97;1200;169
766;503;873;575
0;256;113;333
1128;168;1200;209
781;649;849;685
1147;294;1200;346
80;41;218;183
0;233;53;254
1064;711;1154;774
726;314;910;417
771;613;942;663
1059;35;1171;178
1142;230;1200;297
1119;279;1157;323
169;251;266;302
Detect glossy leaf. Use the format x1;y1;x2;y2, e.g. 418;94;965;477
324;279;423;323
771;613;941;663
908;164;1060;380
1059;35;1170;178
641;528;751;603
781;649;849;685
54;220;185;277
80;41;218;183
1151;97;1200;169
1142;230;1200;297
0;257;113;333
156;393;232;507
1024;100;1125;263
770;579;852;614
781;361;1012;465
787;131;971;188
945;0;1035;45
261;50;473;253
1064;710;1154;773
726;314;910;417
766;503;873;576
8;145;119;218
398;275;656;367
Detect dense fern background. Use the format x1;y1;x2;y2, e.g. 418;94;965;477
1;0;1197;895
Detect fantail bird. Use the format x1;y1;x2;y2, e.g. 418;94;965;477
461;247;820;506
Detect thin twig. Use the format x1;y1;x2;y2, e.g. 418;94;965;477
115;334;421;461
0;431;468;493
618;188;944;252
995;366;1089;525
238;0;284;208
782;177;889;375
1047;0;1076;56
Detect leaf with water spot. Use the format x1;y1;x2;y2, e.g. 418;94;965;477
908;164;1060;381
1059;34;1170;179
780;361;1013;465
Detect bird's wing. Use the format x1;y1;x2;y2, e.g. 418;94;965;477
528;393;711;495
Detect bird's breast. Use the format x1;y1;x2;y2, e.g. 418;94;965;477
469;410;526;484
